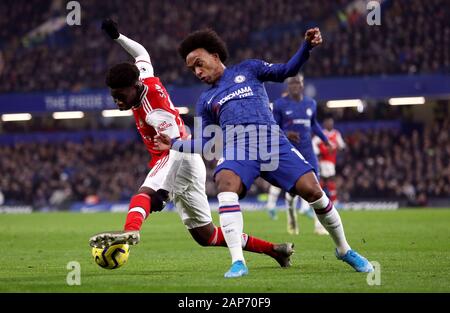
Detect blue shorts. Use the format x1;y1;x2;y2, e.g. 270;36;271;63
298;149;320;178
214;132;314;197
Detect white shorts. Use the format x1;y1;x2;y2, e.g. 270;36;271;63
319;161;336;178
141;151;212;229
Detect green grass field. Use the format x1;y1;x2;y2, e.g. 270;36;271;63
0;209;449;292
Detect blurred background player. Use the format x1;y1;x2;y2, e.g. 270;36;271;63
155;28;373;277
267;74;330;236
89;20;295;270
313;116;346;206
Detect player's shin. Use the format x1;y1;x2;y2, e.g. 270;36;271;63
124;193;151;231
286;193;299;234
267;185;281;219
309;192;350;255
327;180;338;203
208;227;277;258
217;192;245;264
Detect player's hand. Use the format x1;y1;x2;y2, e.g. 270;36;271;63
305;27;322;47
286;131;300;144
150;189;169;213
101;19;120;40
154;133;172;151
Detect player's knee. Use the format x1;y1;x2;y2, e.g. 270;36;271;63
189;228;213;247
302;186;324;203
195;237;210;247
215;171;242;193
297;182;324;203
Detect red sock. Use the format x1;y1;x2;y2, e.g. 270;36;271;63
124;193;151;231
244;235;276;258
327;180;337;202
207;227;276;257
207;226;226;246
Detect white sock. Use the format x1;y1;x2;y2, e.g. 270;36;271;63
285;192;299;210
218;192;245;264
299;197;309;214
267;186;281;209
310;193;351;256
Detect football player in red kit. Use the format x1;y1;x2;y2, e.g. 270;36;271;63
89;20;294;270
313;116;346;203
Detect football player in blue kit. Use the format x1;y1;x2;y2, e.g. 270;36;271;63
155;28;373;278
268;73;330;236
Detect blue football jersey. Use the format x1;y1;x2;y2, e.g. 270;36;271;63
272;95;328;173
195;41;313;131
272;96;327;151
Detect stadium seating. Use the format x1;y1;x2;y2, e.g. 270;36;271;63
0;0;448;92
1;115;448;208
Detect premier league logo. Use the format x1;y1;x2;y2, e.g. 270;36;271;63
234;75;246;83
306;108;312;116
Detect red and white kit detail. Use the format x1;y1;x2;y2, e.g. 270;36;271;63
121;44;211;229
314;129;346;178
132;75;187;168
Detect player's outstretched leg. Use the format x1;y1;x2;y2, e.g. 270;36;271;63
313;212;329;236
266;185;281;220
217;191;248;278
295;172;373;272
89;192;150;248
285;193;299;235
89;188;167;248
215;170;249;278
196;225;295;267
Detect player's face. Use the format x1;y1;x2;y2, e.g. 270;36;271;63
110;86;138;110
324;118;334;130
287;76;304;98
186;49;223;84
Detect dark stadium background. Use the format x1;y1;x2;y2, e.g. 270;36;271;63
0;0;449;213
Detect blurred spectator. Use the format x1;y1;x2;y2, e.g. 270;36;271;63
0;0;448;93
336;118;450;205
1;117;449;208
0;139;149;208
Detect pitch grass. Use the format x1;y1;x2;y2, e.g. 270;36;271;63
0;209;449;292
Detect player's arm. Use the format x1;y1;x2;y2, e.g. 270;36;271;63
256;28;322;82
102;19;154;78
336;131;346;150
311;106;329;145
145;109;180;140
154;99;214;154
271;101;283;125
312;136;321;155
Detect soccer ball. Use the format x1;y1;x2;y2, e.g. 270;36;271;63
92;244;130;269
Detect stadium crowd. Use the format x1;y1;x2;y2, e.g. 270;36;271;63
1;116;448;208
0;0;449;92
335;117;450;206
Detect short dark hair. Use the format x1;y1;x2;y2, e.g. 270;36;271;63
105;63;139;89
178;29;228;62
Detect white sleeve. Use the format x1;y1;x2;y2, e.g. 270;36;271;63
145;109;180;139
337;131;346;150
115;34;154;79
312;136;321;155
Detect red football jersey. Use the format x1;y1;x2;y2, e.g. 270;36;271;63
132;77;187;168
317;129;345;164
